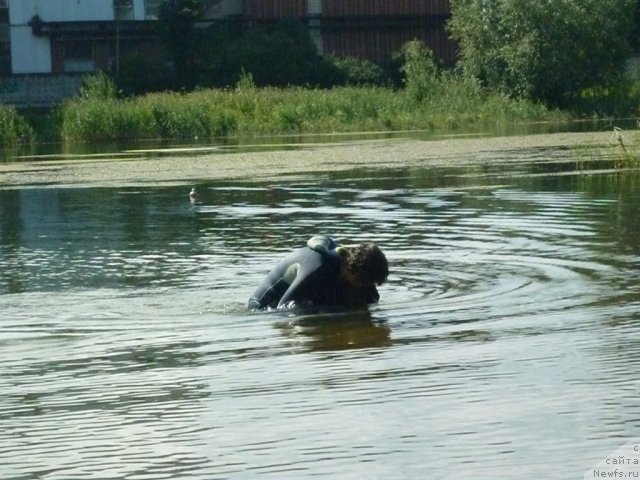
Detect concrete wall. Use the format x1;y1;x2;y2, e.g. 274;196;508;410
0;74;83;107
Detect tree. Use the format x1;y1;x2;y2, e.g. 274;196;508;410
447;0;636;106
226;19;322;87
396;40;441;102
158;0;215;85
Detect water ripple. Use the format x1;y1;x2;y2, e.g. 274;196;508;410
1;163;640;479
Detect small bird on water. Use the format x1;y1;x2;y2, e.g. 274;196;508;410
189;188;197;202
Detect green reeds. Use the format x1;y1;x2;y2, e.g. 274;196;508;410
609;127;637;167
574;127;640;171
60;82;567;144
0;104;35;147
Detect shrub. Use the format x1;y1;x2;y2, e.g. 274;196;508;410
78;72;118;100
323;55;389;87
0;105;35;146
227;18;322;87
396;40;442;102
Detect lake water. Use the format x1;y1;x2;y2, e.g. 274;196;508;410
1;137;639;479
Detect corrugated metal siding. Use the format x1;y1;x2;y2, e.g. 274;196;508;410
246;0;307;19
322;0;450;17
244;0;456;64
245;0;450;18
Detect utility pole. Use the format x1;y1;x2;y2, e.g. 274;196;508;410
113;0;121;80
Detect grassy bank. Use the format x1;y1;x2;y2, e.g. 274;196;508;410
59;79;568;144
3;79;570;147
4;36;638;148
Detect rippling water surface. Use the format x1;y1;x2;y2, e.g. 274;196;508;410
1;141;640;479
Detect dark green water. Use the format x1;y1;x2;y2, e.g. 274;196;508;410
1;142;639;479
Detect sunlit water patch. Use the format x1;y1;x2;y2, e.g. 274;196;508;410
1;150;639;479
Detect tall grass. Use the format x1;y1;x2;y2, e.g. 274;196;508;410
61;81;567;144
24;40;640;146
0;104;35;147
574;127;640;171
59;57;568;144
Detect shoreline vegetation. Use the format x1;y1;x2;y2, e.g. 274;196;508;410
0;105;36;148
3;0;640;152
1;39;638;154
2;75;639;158
0;39;578;148
2;74;571;147
59;81;567;145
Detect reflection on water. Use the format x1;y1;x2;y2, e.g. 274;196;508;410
1;144;640;479
275;309;392;351
3;117;636;163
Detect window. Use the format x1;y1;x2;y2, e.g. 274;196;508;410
64;42;95;73
115;0;134;21
145;0;162;20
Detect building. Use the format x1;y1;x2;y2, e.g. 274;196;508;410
8;0;169;75
0;0;455;106
248;0;455;66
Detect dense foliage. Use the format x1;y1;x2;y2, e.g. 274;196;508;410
141;14;392;93
61;65;566;144
0;105;35;146
447;0;637;107
16;0;640;145
396;40;442;102
225;19;322;86
158;0;209;85
79;72;118;100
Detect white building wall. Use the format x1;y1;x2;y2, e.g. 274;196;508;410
133;0;146;21
9;0;115;24
10;26;51;73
